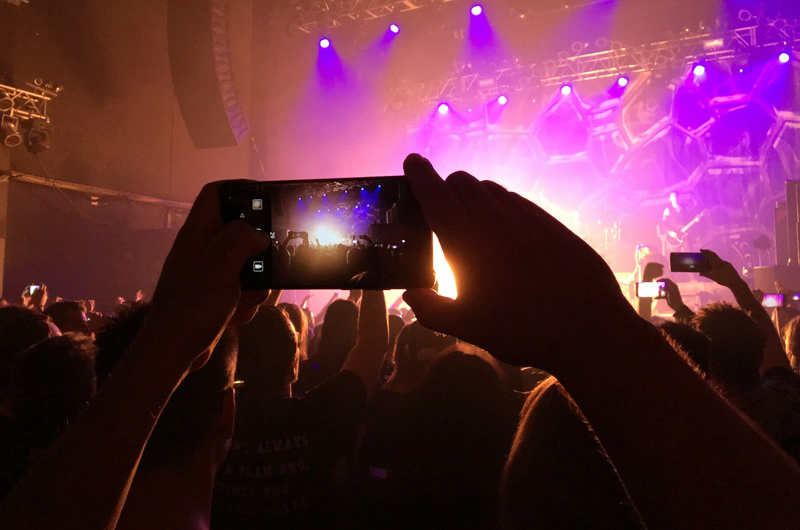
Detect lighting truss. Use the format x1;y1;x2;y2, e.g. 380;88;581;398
290;0;461;34
409;20;800;105
0;80;60;123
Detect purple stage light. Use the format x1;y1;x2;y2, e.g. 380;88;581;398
560;85;572;96
438;103;450;115
319;38;330;49
617;76;629;88
498;95;508;105
779;52;791;64
390;23;400;34
471;5;482;16
693;64;706;77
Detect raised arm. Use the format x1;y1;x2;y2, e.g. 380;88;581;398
700;249;791;374
401;154;800;530
0;182;271;530
340;290;389;397
659;278;696;323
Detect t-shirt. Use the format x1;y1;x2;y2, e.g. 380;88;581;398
211;371;366;530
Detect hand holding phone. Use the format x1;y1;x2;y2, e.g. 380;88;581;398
218;177;434;290
636;281;667;299
762;294;784;308
670;253;711;273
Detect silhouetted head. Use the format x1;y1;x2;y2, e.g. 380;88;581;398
44;301;90;335
316;299;359;364
237;306;299;394
783;315;800;375
500;377;643;530
94;302;238;472
659;321;711;375
694;302;765;392
390;321;456;384
0;306;58;401
9;334;97;446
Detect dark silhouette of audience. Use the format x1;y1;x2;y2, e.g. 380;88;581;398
3;158;800;530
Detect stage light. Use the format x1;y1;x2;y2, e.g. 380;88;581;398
389;23;399;34
617;76;629;88
560;85;572;96
438;103;450;115
471;5;482;16
693;64;706;77
779;52;791;64
319;38;330;49
498;95;508;105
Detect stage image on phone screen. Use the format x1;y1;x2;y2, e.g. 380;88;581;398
219;177;435;290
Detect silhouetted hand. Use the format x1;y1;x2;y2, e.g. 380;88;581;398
700;249;741;288
401;154;634;370
136;181;270;374
30;284;48;311
135;290;145;302
658;278;686;312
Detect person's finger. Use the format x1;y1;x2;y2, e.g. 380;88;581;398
445;171;500;213
403;288;461;337
203;220;271;279
403;154;466;235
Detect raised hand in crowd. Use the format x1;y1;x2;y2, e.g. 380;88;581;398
29;284;48;312
658;278;695;323
0;181;270;530
700;248;791;373
401;153;800;530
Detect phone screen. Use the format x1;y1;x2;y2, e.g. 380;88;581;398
218;177;435;290
762;294;784;308
29;285;40;294
670;252;711;273
636;281;666;299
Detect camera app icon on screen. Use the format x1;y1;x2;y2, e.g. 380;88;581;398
252;199;263;210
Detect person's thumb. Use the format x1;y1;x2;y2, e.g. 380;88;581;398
403;288;460;336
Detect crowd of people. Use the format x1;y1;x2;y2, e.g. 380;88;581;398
270;232;429;289
2;154;800;529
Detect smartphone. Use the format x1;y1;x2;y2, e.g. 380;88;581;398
218;177;435;290
762;294;784;308
29;285;40;294
636;281;666;299
670;252;711;273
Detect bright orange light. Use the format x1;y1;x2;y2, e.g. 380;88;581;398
433;234;458;299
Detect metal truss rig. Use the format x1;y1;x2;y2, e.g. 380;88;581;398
0;81;59;123
413;21;800;104
289;0;461;34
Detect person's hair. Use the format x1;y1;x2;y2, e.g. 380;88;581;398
783;316;800;375
314;299;359;369
390;321;457;382
277;302;308;360
94;303;237;471
237;306;299;392
44;301;88;335
406;351;514;526
659;321;711;375
0;306;56;400
500;377;644;530
388;314;405;352
694;302;765;392
9;334;97;445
